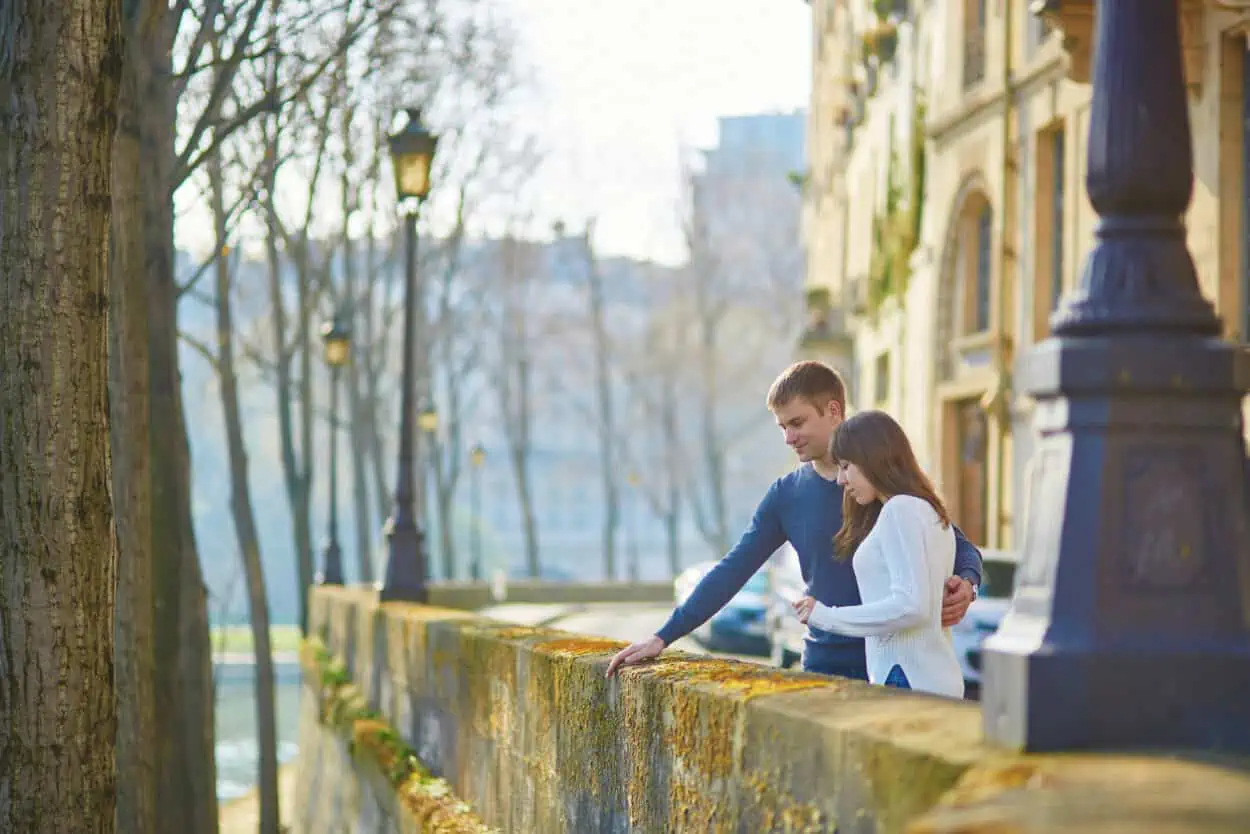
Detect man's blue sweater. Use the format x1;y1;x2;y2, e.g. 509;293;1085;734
655;464;984;669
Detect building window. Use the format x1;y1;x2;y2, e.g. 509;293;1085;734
975;205;992;332
956;399;989;546
1049;127;1065;311
1033;123;1066;340
874;351;891;405
955;193;994;336
1243;42;1250;341
963;0;987;89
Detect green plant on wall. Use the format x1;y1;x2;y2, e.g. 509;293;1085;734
867;99;927;316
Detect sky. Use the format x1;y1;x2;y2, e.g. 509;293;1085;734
173;0;813;267
505;0;812;264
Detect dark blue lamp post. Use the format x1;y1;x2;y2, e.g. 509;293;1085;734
982;0;1250;754
317;314;350;585
381;109;439;603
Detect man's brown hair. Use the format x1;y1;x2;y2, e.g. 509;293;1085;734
766;360;847;415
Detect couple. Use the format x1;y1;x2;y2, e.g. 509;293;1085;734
605;360;981;698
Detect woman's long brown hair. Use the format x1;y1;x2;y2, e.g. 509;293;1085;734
831;410;951;559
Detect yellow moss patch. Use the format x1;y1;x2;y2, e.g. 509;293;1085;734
533;637;626;658
629;656;834;700
384;602;478;623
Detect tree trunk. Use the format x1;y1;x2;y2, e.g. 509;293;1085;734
262;31;313;631
581;231;619;580
210;148;282;834
0;1;121;830
145;7;219;827
112;3;157;828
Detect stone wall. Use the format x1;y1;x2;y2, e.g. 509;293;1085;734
426;579;673;611
295;586;1250;834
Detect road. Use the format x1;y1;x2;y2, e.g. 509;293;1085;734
477;602;771;666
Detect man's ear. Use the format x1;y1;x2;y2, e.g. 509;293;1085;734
826;399;843;421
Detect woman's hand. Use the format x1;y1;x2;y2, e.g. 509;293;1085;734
792;595;816;625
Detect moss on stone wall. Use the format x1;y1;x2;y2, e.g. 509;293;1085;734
301;636;498;834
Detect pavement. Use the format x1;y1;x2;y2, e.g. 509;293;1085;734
218;763;298;834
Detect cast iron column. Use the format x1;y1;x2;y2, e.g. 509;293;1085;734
318;361;345;585
381;207;429;602
982;0;1250;753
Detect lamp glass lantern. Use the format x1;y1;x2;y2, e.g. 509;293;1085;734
470;443;486;467
320;317;351;367
387;109;439;202
418;405;439;434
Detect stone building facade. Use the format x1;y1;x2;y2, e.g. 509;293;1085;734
800;0;1250;549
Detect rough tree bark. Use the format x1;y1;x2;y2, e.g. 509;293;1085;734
111;1;160;830
0;1;122;830
209;143;282;834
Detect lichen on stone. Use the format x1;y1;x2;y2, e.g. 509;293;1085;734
300;635;498;833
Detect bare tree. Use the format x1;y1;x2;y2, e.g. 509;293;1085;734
0;1;121;831
206;145;283;834
573;221;622;579
618;266;688;577
489;233;543;577
673;148;805;555
112;0;163;829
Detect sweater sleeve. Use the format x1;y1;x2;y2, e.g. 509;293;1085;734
654;480;786;646
806;497;931;637
951;524;983;587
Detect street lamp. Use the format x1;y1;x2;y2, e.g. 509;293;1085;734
317;314;351;586
982;1;1250;754
469;443;486;581
381;109;439;603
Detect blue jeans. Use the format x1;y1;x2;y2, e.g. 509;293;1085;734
883;664;911;690
802;652;869;682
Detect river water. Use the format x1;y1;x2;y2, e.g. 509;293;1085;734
214;660;303;802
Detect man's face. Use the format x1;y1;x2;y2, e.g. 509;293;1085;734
772;397;842;462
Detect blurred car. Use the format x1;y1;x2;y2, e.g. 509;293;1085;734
764;545;806;668
950;548;1018;697
674;561;772;655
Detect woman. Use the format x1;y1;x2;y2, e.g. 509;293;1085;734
793;410;964;698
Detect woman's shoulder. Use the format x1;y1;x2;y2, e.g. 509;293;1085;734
881;494;940;523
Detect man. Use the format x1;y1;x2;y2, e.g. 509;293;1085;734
606;360;983;680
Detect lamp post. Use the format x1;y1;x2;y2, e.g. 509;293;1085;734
469;443;485;581
381;109;439;603
982;1;1250;754
317;315;351;585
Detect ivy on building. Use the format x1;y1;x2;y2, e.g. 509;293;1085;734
867;99;926;315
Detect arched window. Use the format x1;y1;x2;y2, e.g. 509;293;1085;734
954;193;993;336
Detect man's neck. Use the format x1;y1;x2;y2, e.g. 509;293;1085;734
811;457;838;481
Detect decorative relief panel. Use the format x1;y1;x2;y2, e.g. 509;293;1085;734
1120;448;1209;590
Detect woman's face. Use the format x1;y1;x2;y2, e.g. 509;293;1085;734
837;460;880;505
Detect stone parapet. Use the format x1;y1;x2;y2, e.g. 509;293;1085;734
295;586;1250;834
425;579;674;611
